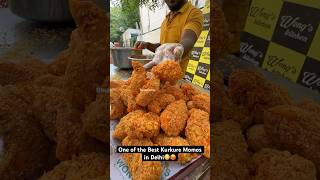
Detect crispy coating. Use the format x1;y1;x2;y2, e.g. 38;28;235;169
147;93;175;114
136;75;160;107
246;124;275;153
0;120;51;180
153;133;196;164
229;70;292;124
224;105;252;130
125;112;160;139
212;0;232;59
63;0;108;112
213;76;252;128
110;79;126;89
0;58;48;86
252;148;317;180
187;93;210;113
229;70;266;105
151;60;183;84
33;74;65;89
122;137;162;180
112;110;145;140
39;153;107;180
48;49;70;76
129;61;147;96
32;87;71;142
264;105;320;175
55;106;105;161
110;88;126;119
212;77;231;121
296;98;320;114
185;109;210;158
160;100;188;136
161;82;187;101
82;92;108;142
0;85;50;179
120;85;142;112
180;83;200;100
212;121;251;180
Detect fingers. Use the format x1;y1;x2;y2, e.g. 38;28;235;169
143;61;156;70
134;41;141;49
134;41;147;49
173;46;184;61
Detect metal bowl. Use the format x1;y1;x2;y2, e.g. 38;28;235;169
128;54;152;65
8;0;105;22
110;47;142;69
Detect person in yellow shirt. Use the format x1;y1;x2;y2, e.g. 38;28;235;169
134;0;204;71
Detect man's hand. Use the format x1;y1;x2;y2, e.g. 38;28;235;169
134;41;161;53
134;41;149;49
144;43;184;69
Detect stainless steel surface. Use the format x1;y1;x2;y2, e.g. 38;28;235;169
0;8;73;63
110;64;132;80
8;0;105;22
111;48;142;69
217;55;320;102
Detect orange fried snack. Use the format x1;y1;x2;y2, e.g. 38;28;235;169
136;75;160;107
110;88;126;119
0;114;50;180
82;93;108;143
48;49;70;76
112;110;145;140
246;124;275;153
129;61;147;96
153;133;196;164
151;60;183;84
264;105;320;174
33;74;65;89
180;83;200;100
55;106;105;161
212;121;251;180
120;85;142;112
147;93;175;114
161;82;187;101
39;153;107;180
296;98;320;114
63;0;108;112
229;70;292;124
252;148;317;180
187;93;210;113
185;109;210;158
125;112;160;139
160;100;188;136
122;137;163;180
110;79;127;89
32;86;71;142
0;58;48;86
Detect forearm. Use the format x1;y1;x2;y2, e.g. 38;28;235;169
180;29;198;56
146;43;161;53
180;38;195;57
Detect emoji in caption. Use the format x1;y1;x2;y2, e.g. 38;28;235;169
164;154;170;160
170;154;176;161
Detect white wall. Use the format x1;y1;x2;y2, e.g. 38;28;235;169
122;28;140;47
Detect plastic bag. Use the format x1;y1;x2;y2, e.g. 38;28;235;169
144;43;184;69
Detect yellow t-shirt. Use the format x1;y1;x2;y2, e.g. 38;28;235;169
160;2;204;72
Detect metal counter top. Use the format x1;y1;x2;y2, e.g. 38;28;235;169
0;8;74;63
